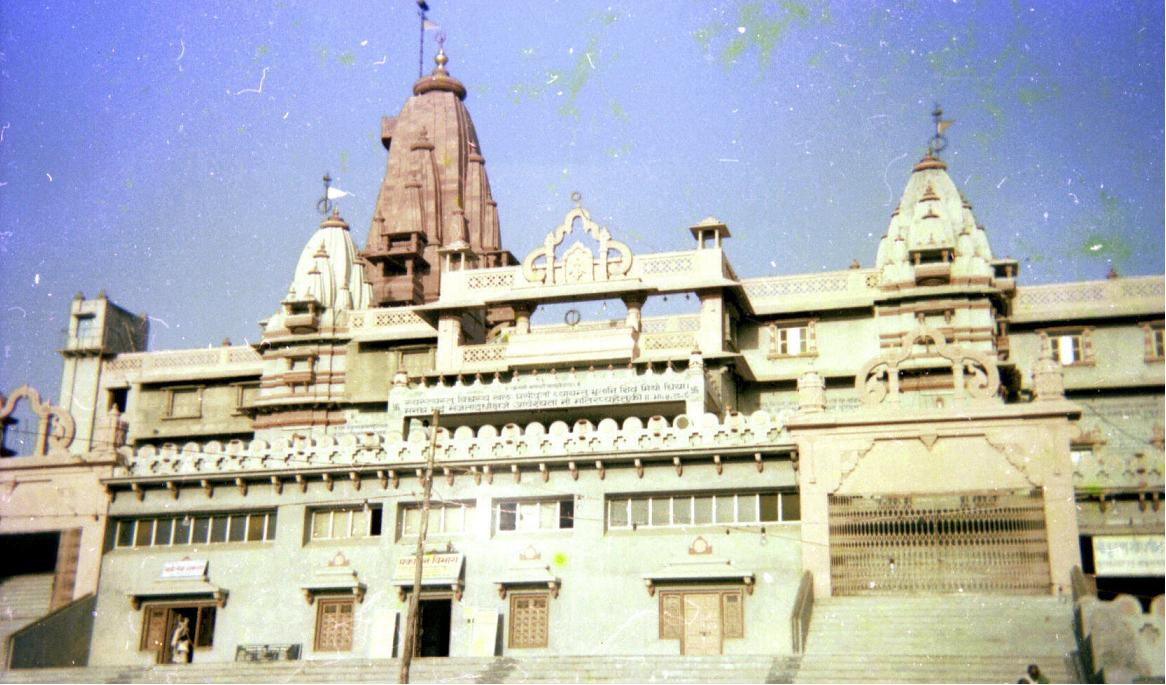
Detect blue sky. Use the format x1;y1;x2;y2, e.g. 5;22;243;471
1;0;1162;402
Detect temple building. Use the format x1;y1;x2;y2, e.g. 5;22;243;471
0;46;1162;683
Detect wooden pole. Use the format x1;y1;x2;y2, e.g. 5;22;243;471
399;409;439;684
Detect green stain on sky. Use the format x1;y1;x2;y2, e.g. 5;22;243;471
697;0;821;71
338;52;356;67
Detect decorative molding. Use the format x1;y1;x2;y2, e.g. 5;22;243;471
521;201;633;286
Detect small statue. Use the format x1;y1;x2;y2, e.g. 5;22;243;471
170;615;192;664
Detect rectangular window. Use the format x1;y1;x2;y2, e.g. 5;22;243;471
607;492;799;530
314;598;355;652
74;315;98;345
164;386;203;419
496;499;575;533
309;505;382;541
398;501;475;537
1045;328;1093;366
134;520;154;547
233;382;259;414
769;320;817;358
210;516;228;543
115;512;276;548
1144;322;1165;362
1055;334;1083;365
509;593;549;649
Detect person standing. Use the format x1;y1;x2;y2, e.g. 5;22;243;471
170;615;192;664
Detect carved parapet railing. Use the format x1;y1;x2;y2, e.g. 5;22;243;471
103;345;262;383
641;315;701;335
116;410;789;480
346;307;436;340
459;342;508;370
1012;275;1164;323
743;268;879;314
639;331;698;353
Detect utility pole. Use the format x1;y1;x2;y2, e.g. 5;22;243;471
399;409;439;684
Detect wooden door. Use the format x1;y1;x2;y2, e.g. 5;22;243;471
681;593;722;655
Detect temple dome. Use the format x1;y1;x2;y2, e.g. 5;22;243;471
267;209;373;332
875;153;994;289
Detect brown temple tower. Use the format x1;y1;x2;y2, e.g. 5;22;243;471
362;47;515;307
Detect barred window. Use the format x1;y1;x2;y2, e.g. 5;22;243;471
114;511;276;548
607;492;798;530
497;499;574;533
399;501;475;537
509;593;549;648
309;505;383;541
314;598;354;652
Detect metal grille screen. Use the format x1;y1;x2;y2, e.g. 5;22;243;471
829;490;1051;595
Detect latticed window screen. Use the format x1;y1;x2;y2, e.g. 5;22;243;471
509;593;549;648
314;598;354;652
828;491;1051;595
722;591;743;638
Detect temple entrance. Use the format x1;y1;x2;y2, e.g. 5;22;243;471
828;490;1051;595
140;602;216;664
681;593;722;656
417;598;451;656
658;588;743;656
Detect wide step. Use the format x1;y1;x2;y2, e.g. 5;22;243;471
795;595;1079;683
1;656;801;684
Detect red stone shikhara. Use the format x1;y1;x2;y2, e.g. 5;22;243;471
362;47;516;308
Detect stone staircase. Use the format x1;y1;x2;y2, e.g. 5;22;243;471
1;655;801;683
0;574;55;672
795;595;1080;683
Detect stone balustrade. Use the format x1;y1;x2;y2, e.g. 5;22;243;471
743;268;880;315
102;345;262;383
115;410;789;479
1012;275;1164;323
345;306;436;340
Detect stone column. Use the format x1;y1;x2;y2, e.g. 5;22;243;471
1041;417;1082;593
797;371;826;413
796;439;833;596
623;295;645;333
513;304;533;335
697;292;723;355
436;314;463;372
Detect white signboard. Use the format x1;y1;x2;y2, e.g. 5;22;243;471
1092;535;1165;577
160;558;208;580
389;368;700;417
391;552;464;584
